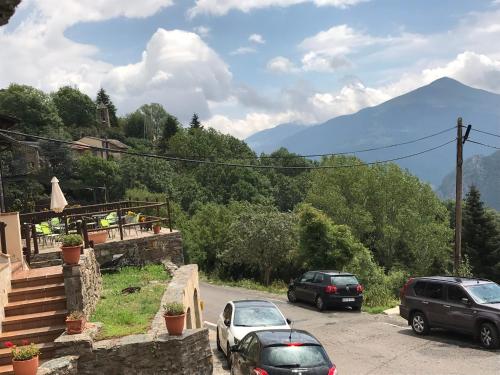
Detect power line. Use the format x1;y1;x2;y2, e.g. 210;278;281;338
467;139;500;150
0;129;455;170
249;126;456;159
470;128;500;139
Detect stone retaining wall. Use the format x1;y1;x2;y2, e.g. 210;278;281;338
93;230;183;267
63;248;102;319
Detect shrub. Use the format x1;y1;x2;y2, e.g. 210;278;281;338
163;302;184;316
60;234;83;247
67;311;85;320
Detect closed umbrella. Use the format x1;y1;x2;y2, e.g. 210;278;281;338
50;177;68;213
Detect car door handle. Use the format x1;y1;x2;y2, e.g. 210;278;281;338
421;301;429;304
443;305;450;308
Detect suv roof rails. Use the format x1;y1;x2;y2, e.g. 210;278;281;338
432;275;493;283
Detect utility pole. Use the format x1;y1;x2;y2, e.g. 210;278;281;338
454;118;463;275
454;118;472;275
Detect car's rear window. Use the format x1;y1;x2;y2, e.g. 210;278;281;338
233;306;286;327
262;345;329;368
330;276;358;285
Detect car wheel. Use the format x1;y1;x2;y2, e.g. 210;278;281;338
226;343;232;367
216;328;222;352
287;289;297;303
411;311;429;335
315;295;325;311
479;322;499;349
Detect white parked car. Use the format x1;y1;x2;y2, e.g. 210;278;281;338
216;300;291;364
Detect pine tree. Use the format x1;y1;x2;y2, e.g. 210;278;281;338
462;185;500;279
95;88;119;128
158;115;180;153
189;113;202;130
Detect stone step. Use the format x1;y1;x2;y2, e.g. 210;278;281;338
29;259;63;269
0;364;12;375
30;251;62;262
2;310;67;332
8;283;65;302
0;342;55;366
11;272;63;289
5;296;67;317
0;325;65;346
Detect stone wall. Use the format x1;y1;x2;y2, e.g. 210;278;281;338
63;248;102;319
0;253;11;333
93;230;183;267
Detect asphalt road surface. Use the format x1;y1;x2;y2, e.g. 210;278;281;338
200;282;500;375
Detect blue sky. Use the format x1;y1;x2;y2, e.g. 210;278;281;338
1;0;500;138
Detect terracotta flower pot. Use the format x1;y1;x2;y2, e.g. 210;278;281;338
164;313;185;335
88;231;107;244
66;318;86;334
153;225;161;234
12;355;39;375
61;245;81;265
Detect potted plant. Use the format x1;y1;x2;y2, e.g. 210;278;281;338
87;230;107;244
163;302;185;335
153;222;161;234
4;340;40;375
60;234;83;265
66;311;86;334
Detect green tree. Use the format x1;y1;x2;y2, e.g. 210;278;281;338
462;185;500;279
123;103;170;141
95;88;118;127
74;153;121;199
222;206;298;285
158;115;180;153
51;86;97;136
0;84;64;135
119;155;175;194
189;113;202;130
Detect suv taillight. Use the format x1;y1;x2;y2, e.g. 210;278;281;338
356;284;364;294
400;277;414;301
253;369;269;375
328;366;338;375
325;285;338;294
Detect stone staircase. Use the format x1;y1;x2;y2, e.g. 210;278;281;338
0;266;67;375
29;251;63;269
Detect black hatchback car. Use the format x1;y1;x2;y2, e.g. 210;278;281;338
287;270;363;311
400;276;500;349
230;329;337;375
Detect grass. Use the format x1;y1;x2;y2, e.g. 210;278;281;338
200;273;288;295
362;299;399;314
91;265;170;339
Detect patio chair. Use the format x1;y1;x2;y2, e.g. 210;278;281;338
126;213;141;237
105;212;118;225
40;224;57;245
50;217;64;233
100;219;115;239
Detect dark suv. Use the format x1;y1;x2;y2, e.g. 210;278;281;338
400;276;500;349
288;270;363;311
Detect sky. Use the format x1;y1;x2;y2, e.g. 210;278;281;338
1;0;500;139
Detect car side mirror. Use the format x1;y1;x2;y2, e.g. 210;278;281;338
286;318;292;324
461;297;472;306
224;319;231;327
230;345;239;352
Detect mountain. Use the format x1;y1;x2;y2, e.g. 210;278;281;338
246;123;308;154
247;78;500;186
438;151;500;210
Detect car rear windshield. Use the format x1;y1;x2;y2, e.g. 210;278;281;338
233;306;286;327
262;345;329;368
331;276;358;285
465;283;500;304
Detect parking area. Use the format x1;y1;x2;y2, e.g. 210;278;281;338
201;282;500;375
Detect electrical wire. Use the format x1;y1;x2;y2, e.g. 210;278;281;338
0;129;455;170
467;139;500;150
470;128;500;139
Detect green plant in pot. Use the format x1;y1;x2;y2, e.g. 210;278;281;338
66;311;86;335
60;234;83;265
163;302;185;335
3;340;40;375
153;221;161;234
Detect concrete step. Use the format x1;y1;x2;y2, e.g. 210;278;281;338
0;342;55;366
30;251;62;262
11;271;63;289
5;296;67;317
0;325;65;346
0;364;13;375
29;259;63;269
8;283;65;303
2;310;67;332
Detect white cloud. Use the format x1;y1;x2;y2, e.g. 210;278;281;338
230;47;257;55
249;33;265;44
267;57;299;73
193;26;211;38
188;0;367;18
301;52;351;72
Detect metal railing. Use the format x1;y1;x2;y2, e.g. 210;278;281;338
20;199;173;265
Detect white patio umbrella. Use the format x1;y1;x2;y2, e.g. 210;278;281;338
50;177;68;213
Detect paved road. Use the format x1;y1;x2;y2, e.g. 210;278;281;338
200;282;500;375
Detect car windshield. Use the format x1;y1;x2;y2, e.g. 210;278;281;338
331;276;358;285
465;283;500;304
262;345;329;368
233;305;286;327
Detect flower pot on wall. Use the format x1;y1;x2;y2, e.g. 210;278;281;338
61;246;81;265
88;231;107;244
153;225;161;234
12;356;39;375
164;313;185;335
66;318;86;334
